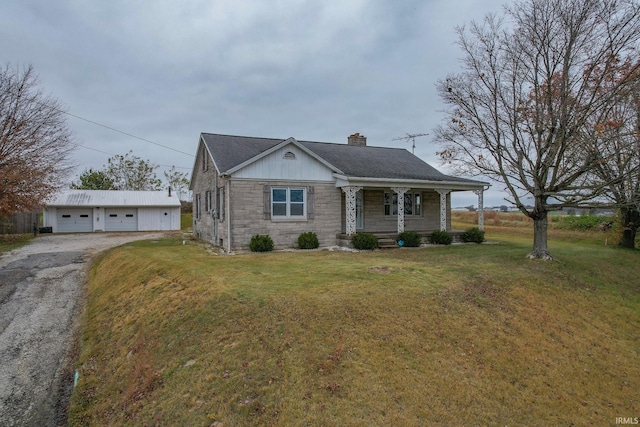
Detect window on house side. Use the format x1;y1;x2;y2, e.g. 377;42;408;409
272;187;305;218
206;191;211;212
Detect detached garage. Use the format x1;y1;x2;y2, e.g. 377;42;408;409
44;190;181;233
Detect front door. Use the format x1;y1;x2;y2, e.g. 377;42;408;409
356;190;364;230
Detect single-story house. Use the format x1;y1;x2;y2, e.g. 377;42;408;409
43;189;181;232
190;133;489;251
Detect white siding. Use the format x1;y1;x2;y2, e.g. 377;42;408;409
138;207;181;231
233;146;334;181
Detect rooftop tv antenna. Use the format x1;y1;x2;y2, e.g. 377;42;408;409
392;133;429;154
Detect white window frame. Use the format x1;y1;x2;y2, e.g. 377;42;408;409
271;187;306;218
384;192;422;217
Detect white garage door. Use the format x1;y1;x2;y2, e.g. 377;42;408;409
57;209;93;232
105;208;138;231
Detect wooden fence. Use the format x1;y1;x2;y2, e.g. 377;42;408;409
0;211;42;235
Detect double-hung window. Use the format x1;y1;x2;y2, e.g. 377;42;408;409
384;192;422;216
272;187;305;218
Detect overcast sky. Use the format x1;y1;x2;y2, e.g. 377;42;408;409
2;0;510;207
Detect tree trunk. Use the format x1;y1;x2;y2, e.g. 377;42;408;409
528;211;553;260
619;207;639;249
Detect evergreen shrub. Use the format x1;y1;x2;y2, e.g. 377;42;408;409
352;232;378;250
398;231;422;247
250;234;274;252
430;230;453;245
462;227;485;243
298;232;319;249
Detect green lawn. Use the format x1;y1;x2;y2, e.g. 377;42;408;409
69;227;640;426
181;212;192;231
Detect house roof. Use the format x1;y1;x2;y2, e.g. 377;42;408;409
46;190;182;207
200;133;486;186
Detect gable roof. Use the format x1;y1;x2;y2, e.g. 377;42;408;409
200;133;485;185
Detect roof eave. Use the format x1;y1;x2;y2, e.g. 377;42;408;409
190;135;222;190
333;174;490;191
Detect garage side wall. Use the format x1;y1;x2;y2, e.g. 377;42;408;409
44;207;57;231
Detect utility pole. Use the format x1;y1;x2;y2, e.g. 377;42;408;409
392;133;429;154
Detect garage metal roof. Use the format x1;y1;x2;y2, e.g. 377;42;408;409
46;190;182;207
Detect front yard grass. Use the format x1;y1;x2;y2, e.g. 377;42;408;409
69;230;640;426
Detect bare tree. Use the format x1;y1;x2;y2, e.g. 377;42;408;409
0;64;75;216
163;166;190;201
434;0;640;259
584;59;640;248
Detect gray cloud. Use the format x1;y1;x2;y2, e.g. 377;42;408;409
1;0;507;206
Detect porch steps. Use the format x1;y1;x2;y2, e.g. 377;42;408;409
377;238;398;249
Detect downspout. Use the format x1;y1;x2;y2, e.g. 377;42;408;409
226;178;231;253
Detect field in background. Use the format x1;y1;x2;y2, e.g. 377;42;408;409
68;222;640;426
452;210;628;246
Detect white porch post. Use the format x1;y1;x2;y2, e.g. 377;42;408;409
436;189;451;231
342;186;362;236
474;189;484;231
391;187;410;234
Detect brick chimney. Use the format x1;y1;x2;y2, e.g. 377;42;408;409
347;133;367;146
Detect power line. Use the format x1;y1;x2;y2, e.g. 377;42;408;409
73;143;115;157
63;110;194;157
6;86;195;157
72;143;192;170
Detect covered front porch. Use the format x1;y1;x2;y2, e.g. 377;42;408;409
337;176;488;241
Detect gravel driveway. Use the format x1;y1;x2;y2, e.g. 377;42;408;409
0;232;166;427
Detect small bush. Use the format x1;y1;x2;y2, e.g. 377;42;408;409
249;234;274;252
352;232;378;250
462;227;485;244
430;230;453;245
298;232;319;249
398;231;422;247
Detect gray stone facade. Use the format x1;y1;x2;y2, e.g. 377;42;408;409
228;180;341;250
191;142;223;245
